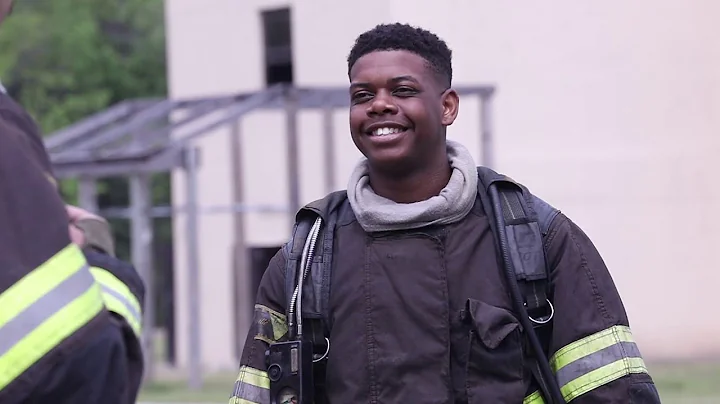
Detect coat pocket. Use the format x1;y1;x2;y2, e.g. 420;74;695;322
464;298;526;404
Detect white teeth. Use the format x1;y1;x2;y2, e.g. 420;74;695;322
372;127;404;136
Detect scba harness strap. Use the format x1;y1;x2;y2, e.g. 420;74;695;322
479;169;565;403
283;166;562;404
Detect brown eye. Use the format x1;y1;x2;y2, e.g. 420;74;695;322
393;87;418;97
351;91;373;103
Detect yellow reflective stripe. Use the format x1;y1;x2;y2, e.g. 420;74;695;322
99;289;142;336
229;399;261;404
550;325;634;371
550;325;647;401
230;365;270;404
237;365;270;389
524;390;545;404
0;245;86;325
89;267;141;315
0;244;104;391
90;267;142;336
561;357;646;401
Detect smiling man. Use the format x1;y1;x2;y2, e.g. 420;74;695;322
230;23;661;404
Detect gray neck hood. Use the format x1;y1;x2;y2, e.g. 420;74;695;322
347;140;478;233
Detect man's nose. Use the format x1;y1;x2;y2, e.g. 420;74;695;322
367;91;398;115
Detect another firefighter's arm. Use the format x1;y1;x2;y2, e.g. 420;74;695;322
230;247;288;404
1;100;115;257
0;106;54;180
1;100;115;256
545;214;660;403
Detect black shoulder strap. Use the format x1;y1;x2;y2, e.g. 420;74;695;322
284;191;346;336
475;166;559;319
284;192;346;404
476;166;565;404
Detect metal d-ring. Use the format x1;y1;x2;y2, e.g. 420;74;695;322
313;338;330;363
527;299;554;325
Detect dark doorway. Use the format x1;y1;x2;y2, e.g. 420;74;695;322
249;246;282;304
260;7;293;86
233;245;282;359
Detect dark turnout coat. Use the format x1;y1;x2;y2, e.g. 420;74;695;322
0;91;145;404
232;185;661;403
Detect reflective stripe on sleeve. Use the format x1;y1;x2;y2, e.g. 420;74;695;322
229;365;270;404
0;244;104;391
550;325;648;401
89;266;142;336
523;390;545;404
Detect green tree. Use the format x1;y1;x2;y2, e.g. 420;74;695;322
0;0;167;133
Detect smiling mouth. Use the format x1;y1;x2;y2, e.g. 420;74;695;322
367;127;409;136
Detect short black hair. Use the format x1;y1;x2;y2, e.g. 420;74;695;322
347;23;453;87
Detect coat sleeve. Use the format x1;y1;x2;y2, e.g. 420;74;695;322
0;111;70;275
84;249;146;404
229;247;289;404
544;213;661;403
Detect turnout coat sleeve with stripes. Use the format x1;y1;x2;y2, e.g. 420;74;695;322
0;104;71;292
1;93;147;403
230;248;288;404
84;249;146;403
544;213;661;403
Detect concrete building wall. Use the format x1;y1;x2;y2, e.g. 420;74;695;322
165;0;720;370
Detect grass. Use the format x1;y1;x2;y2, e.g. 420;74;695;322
138;374;234;403
651;361;720;403
137;361;720;403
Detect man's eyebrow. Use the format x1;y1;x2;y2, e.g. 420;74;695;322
389;75;420;84
349;82;370;91
349;76;420;91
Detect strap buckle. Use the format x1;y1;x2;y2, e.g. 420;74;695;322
525;299;554;325
312;337;330;363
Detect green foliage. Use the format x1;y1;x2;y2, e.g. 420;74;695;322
0;0;167;133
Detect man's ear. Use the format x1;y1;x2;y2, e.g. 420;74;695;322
441;89;459;126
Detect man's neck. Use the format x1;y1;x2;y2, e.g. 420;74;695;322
368;160;452;204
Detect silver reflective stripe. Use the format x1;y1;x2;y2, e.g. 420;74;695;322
232;380;270;403
555;340;643;388
550;325;649;401
0;80;6;94
230;366;270;404
0;265;95;356
99;284;141;325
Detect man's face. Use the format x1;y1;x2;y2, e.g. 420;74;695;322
0;0;14;26
348;50;459;174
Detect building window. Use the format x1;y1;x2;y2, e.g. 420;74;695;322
261;7;293;86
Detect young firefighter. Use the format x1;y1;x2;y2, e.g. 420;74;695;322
231;23;661;403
